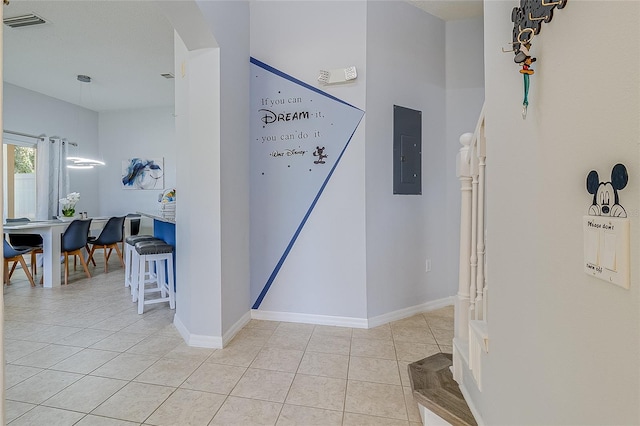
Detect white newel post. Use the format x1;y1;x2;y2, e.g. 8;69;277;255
455;133;473;342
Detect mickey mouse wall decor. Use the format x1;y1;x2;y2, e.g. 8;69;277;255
586;163;628;218
503;0;568;119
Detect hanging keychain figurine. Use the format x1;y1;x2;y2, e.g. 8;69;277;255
515;36;536;119
504;0;568;119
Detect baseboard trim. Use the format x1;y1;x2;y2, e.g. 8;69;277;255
458;380;485;426
173;313;223;349
251;309;368;328
222;310;252;347
367;296;455;328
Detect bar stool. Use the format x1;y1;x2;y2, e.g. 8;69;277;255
133;240;175;314
124;235;160;290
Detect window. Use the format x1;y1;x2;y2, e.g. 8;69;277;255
3;138;37;220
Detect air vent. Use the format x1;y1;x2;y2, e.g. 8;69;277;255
160;73;175;79
3;13;46;28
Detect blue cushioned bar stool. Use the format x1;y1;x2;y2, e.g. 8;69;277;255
124;235;160;291
133;240;175;314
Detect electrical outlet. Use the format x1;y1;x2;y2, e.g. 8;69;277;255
426;259;432;272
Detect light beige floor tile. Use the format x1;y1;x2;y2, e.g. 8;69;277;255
390;326;437;345
89;314;142;332
265;331;310;351
210;396;282;426
312;325;353;338
403;386;421;423
285;374;346;411
5;400;36;424
75;415;140;425
297;352;349;379
4;339;48;363
92;382;174;423
351;324;392;341
92;352;160;380
134;357;201;387
397;361;412;387
8;405;85;426
305;334;351;355
90;331;147;352
126;334;183;357
390;314;428;329
58;328;115;347
145;388;226;426
229;327;274;346
245;319;281;330
393;341;441;363
50;348;120;374
344;380;408;421
343;412;410;426
439;345;453;354
276;404;343;425
250;347;303;373
26;325;85;344
4;364;43;388
11;343;82;368
231;368;295;403
163;342;215;362
430;328;454;346
181;362;246;394
425;306;454;319
206;342;262;367
274;322;315;336
424;315;454;330
6;369;83;404
348;356;401;385
43;375;128;413
350;337;397;359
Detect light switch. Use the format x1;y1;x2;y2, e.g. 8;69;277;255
583;216;630;289
586;229;599;265
603;232;617;271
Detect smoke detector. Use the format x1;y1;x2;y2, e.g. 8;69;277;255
4;13;46;28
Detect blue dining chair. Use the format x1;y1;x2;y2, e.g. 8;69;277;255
6;217;43;276
87;216;125;273
61;219;92;285
4;239;36;287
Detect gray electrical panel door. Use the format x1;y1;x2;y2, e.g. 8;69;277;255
393;105;422;195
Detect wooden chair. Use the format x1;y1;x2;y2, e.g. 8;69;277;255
6;218;43;276
4;239;36;287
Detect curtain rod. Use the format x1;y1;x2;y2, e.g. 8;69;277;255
3;129;78;146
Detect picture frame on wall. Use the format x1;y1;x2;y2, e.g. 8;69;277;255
121;157;165;190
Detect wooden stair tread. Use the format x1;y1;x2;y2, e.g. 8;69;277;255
408;352;477;426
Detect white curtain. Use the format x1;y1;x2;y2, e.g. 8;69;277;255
36;137;69;219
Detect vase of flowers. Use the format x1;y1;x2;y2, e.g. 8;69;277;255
60;192;80;217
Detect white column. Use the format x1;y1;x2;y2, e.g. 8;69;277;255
1;2;6;421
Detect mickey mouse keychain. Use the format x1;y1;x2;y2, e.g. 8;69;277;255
514;29;536;119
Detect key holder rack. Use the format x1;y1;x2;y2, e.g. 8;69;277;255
502;0;568;119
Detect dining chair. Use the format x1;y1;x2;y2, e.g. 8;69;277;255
4;239;36;287
61;219;92;285
5;217;43;276
87;216;126;273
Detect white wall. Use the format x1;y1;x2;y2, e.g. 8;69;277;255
3;83;100;216
365;2;448;317
97;106;176;218
250;1;368;319
477;1;640;424
196;0;251;338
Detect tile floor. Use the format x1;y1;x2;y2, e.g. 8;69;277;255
3;259;454;425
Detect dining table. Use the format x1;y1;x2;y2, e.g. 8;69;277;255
3;217;132;288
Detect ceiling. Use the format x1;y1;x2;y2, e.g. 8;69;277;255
2;1;482;113
3;1;175;112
